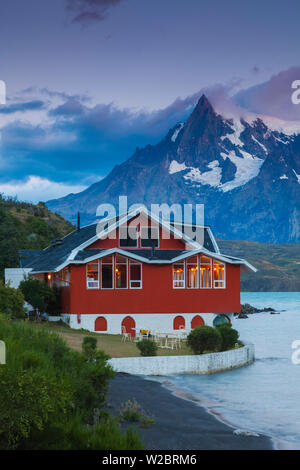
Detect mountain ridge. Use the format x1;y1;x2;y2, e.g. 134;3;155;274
47;95;300;243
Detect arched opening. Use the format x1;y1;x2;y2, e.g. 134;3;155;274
213;314;231;327
95;316;107;332
191;315;204;329
173;315;185;330
122;316;136;337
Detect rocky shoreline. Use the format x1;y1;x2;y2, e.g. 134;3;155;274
235;303;281;319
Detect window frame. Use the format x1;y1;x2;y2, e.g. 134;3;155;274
101;256;114;290
129;260;143;289
140;226;160;249
172;261;185;289
86;261;100;289
213;260;226;289
199;255;212;289
115;255;128;290
119;225;138;248
186;256;199;289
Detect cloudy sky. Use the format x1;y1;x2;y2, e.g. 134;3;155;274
0;0;300;202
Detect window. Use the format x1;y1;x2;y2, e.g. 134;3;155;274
115;254;127;289
101;256;113;289
213;261;225;288
87;262;99;289
199;255;212;288
61;267;70;285
187;255;198;288
140;226;159;248
129;260;142;288
119;225;138;248
173;262;185;288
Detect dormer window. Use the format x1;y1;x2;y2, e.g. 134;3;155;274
140;226;159;248
119;226;138;248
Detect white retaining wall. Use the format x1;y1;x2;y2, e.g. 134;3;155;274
61;312;232;334
108;343;254;376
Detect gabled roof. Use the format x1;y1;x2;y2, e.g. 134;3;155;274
19;207;256;273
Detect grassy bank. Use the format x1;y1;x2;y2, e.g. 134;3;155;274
0;318;144;450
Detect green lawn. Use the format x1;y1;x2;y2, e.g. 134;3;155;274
29;321;193;358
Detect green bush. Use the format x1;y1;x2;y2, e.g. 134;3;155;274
0;318;143;450
0;281;26;319
187;326;221;354
19;278;60;315
82;336;97;354
136;339;158;357
217;324;239;351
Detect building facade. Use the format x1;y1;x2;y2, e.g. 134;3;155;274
5;208;256;336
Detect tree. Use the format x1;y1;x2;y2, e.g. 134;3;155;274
187;326;221;354
0;281;25;319
19;278;59;315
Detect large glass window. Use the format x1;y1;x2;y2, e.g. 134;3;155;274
115;254;127;289
101;256;113;289
187;255;198;288
213;261;225;288
140;226;159;248
129;260;142;288
199;255;212;288
173;262;185;288
87;262;99;289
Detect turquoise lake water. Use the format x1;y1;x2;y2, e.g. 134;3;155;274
166;292;300;449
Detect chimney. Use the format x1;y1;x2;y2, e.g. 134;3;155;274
77;212;81;231
150;239;157;259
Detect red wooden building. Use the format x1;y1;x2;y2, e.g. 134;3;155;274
14;208;255;336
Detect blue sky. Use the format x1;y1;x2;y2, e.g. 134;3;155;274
0;0;300;202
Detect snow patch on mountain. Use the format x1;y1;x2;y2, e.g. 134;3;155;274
293;169;300;184
168;160;188;174
252;135;268;154
221;120;245;147
220;151;264;192
171;123;185;142
183;163;222;187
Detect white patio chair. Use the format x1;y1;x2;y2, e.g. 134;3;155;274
121;326;131;342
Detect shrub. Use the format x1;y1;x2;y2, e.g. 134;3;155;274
0;281;26;319
187;326;221;354
120;398;155;429
0;318;143;450
82;336;97;354
136;339;158;357
19;278;60;315
217;324;239;351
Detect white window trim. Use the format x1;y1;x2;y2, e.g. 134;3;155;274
140;226;160;249
173;261;185;289
213;260;226;289
86;261;99;289
129;261;143;289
